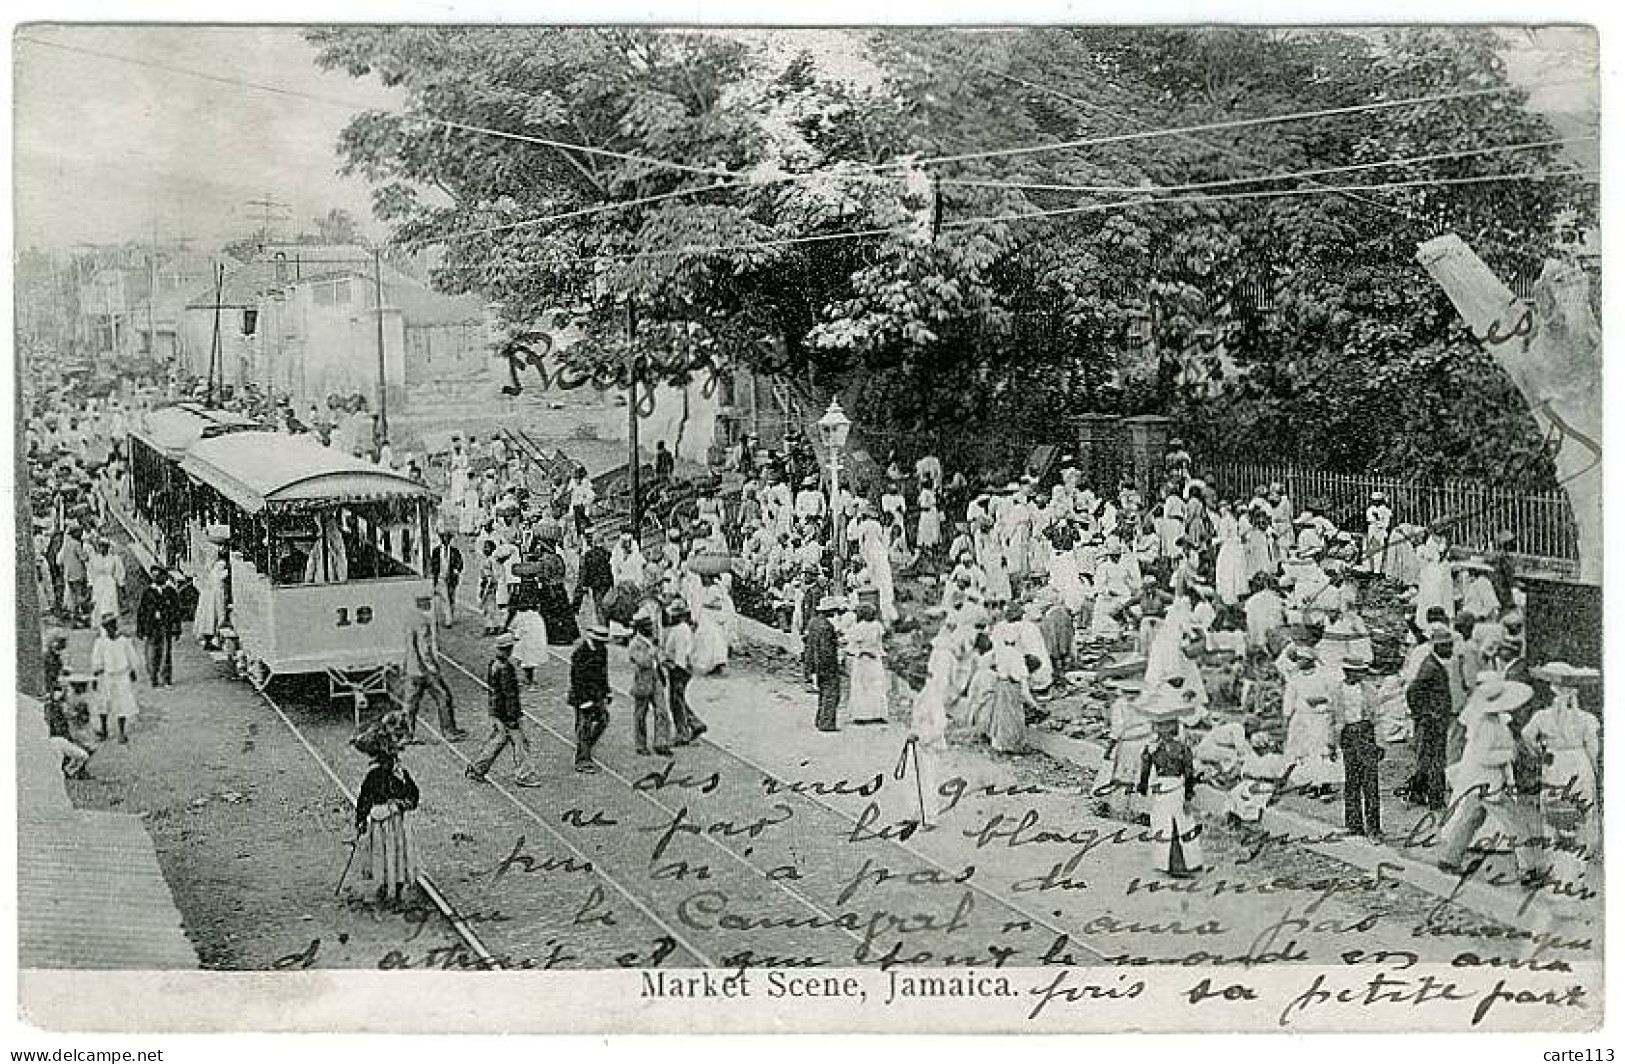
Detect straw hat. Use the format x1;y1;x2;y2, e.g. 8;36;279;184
1454;556;1495;574
494;631;518;649
1469;678;1534;718
816;595;845;613
584;623;610;642
1531;661;1601;686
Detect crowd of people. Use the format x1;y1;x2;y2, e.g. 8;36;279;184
697;433;1599;887
23;363;1601;898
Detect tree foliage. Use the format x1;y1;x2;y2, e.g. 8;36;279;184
307;26;1594;486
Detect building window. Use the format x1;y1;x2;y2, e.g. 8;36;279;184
312;279;352;307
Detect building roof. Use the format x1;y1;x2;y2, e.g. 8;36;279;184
17;694;198;970
184;245;373;311
181;429;431;513
183;247;485;327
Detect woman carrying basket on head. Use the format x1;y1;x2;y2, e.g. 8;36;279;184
352;711;421;910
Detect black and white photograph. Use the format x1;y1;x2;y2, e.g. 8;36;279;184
9;18;1606;1036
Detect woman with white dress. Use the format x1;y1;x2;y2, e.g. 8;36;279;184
1282;661;1341;795
1214;503;1249;606
690;576;732;675
915;487;943;562
1046;521;1086;614
1413;534;1455;629
86;538;122;622
846;603;888;725
1143;590;1207;706
193;548;229;646
1522;667;1602;859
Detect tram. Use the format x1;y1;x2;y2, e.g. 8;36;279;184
126;403;261;567
127;415;435;700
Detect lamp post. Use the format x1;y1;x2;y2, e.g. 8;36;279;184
816;399;852;592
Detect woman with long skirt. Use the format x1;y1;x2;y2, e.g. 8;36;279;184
690;575;732;676
353;714;421;909
1137;715;1204;878
1413;533;1455;629
1214;503;1249;606
846;603;888;725
984;631;1035;755
532;542;579;645
1522;666;1602;860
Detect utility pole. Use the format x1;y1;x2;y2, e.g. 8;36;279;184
373;247;388;443
626;303;642;537
206;262;225;406
146;219;158;365
244;192;291;246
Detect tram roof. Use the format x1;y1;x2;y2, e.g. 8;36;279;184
133;404;262;455
180;430;432;513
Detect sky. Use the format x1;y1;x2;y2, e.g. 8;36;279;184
10;25;1601;252
12;25;402;249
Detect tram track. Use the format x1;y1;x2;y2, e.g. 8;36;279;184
104;487;1109;968
433;627;1112;967
250;681;500;965
102;496;711;969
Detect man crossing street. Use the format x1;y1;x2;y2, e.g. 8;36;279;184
571;623;612;773
466;632;542;785
402;598;467;743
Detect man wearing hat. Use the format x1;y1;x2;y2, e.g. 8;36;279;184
1403;622;1462;810
135;566;180;688
569;624;612;773
402;598;466;743
430;531;464;629
806;595;844;732
1363;491;1393;574
1334;656;1383;837
662;600;706;744
1436;676;1537;880
466;632;542;786
628;615;673;757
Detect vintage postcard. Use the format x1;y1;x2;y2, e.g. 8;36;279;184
10;19;1605;1036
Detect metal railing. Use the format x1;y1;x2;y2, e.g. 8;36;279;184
1200;460;1581;573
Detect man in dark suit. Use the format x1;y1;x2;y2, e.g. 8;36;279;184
429;531;464;628
570;624;612;773
576;532;614;626
806;595;844;733
135;566;179;688
1404;623;1459;809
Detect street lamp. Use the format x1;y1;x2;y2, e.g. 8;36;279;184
816;399;852;591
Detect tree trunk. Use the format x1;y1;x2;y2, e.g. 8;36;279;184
1417;234;1600;585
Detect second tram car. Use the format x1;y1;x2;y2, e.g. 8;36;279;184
126;403;261;567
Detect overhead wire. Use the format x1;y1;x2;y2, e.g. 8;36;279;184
20;31;1595;254
500;167;1593;269
15;34;733;179
903;32;1415;219
930;136;1593;195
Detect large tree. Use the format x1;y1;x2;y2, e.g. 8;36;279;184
308;26;1593;484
